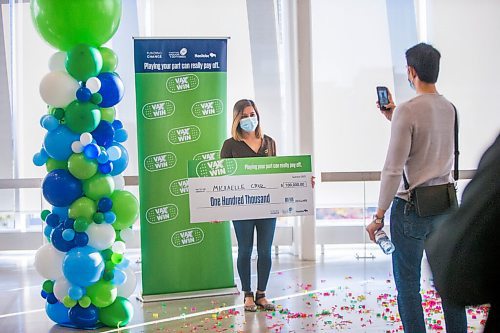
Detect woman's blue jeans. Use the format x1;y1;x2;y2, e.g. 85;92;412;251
390;197;467;333
232;218;276;292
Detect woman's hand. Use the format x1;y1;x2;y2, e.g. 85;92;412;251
376;89;396;121
311;176;316;189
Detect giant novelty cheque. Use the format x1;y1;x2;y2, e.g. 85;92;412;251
188;155;314;222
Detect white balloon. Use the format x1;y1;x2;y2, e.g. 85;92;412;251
71;141;84;153
86;223;116;251
34;243;64;280
80;133;93;146
48;52;67;72
86;77;101;94
39;71;79;108
113;175;125;190
53;277;71;302
112;241;126;254
120;228;134;243
107;146;122;161
117;266;137;298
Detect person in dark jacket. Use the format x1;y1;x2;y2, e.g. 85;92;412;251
427;133;500;332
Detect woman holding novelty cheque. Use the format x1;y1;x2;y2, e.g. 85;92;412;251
220;99;277;312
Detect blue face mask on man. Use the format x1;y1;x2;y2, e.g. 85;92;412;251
240;116;258;132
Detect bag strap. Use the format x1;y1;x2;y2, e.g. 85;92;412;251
403;104;459;190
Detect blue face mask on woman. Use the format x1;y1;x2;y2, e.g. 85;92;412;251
240;116;258;132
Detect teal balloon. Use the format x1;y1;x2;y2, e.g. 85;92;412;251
99;297;133;328
65;44;103;81
30;0;122;51
64;101;101;134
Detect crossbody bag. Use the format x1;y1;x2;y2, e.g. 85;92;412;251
403;104;459;217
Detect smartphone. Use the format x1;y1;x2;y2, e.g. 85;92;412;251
376;86;389;111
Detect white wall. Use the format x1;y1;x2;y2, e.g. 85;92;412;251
311;0;394;207
428;0;500;168
137;0;254;137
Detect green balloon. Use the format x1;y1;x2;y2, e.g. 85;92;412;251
78;296;92;308
30;0;122;51
83;174;115;200
46;158;67;172
74;217;90;232
65;101;101;133
99;47;118;72
68;153;98;180
99;297;133;328
110;190;139;230
100;107;116;123
69;197;97;220
86;280;117;308
65;44;103;81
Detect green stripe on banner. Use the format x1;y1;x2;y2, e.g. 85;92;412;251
188;155;312;178
134;38;234;296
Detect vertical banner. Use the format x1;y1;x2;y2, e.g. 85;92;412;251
134;38;235;298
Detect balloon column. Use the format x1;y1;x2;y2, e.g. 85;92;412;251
30;0;137;329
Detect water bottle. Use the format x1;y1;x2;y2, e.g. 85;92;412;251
375;229;395;255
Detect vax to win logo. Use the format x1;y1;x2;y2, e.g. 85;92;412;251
168;125;201;144
196;159;237;177
171;228;204;248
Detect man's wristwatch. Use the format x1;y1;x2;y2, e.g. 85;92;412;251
372;214;385;224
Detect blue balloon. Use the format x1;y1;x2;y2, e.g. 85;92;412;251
51;226;75;252
97;150;109;163
40;114;50;127
114;128;128;142
98;161;113;174
68;285;84;301
68;304;99;328
109;143;129;176
42;115;60;131
76;87;92;102
41;290;48;299
63;218;75;229
43;225;53;239
98;197;113;212
33;152;49;166
111;268;126;285
62;229;75;241
45;213;61;228
47;293;58;304
42;169;83;207
43;125;79;161
63;246;104;287
45;302;70;325
91;121;115;148
52;206;69;220
97;72;124;108
83;143;100;159
104;211;116;224
74;232;89;247
112;119;123;130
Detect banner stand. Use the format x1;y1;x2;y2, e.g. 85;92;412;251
137;286;239;303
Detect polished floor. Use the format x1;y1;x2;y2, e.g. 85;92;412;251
0;245;488;333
